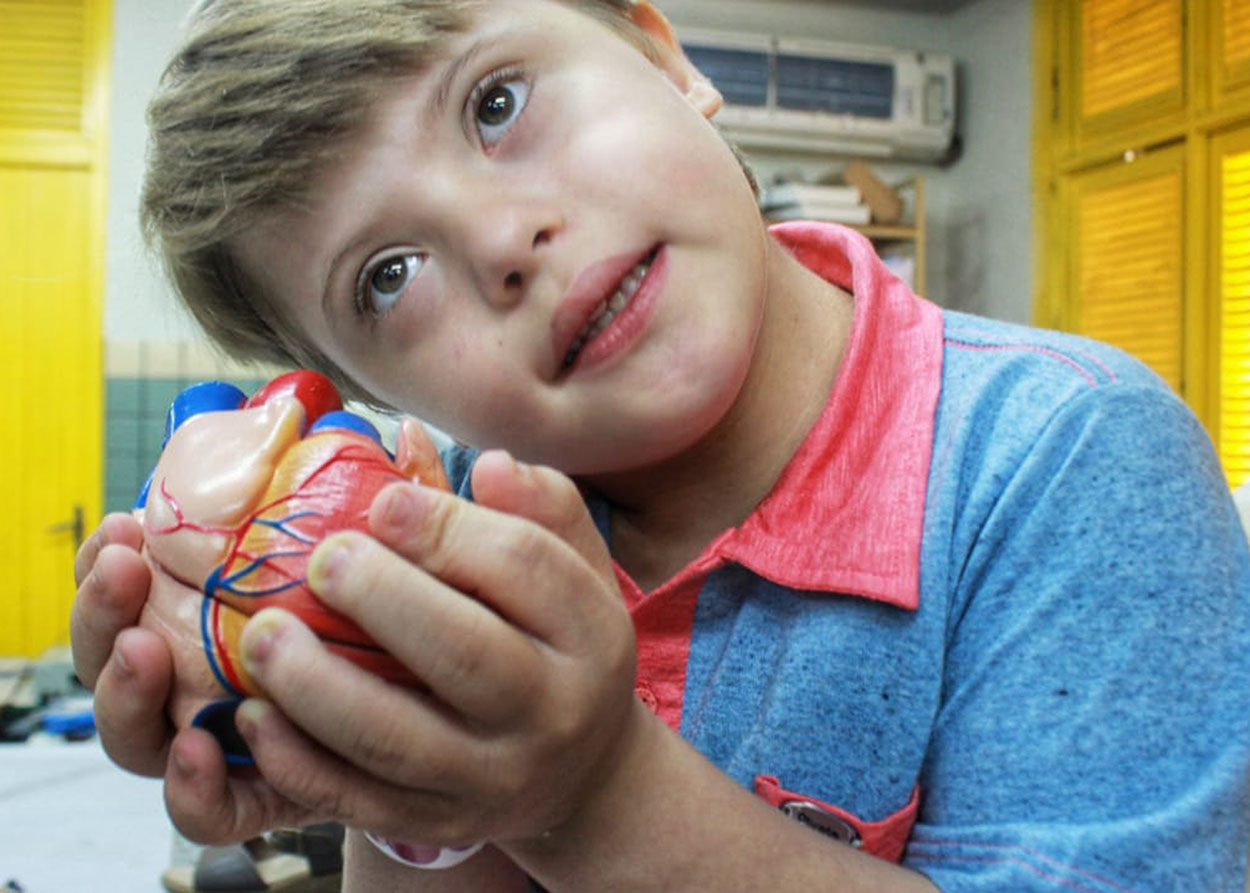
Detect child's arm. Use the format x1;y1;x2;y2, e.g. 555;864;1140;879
224;451;939;891
899;381;1250;889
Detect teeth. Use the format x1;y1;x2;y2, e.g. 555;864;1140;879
563;253;654;368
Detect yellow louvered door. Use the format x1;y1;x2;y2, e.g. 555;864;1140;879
1213;128;1250;489
0;0;109;655
1075;0;1185;146
1068;146;1186;393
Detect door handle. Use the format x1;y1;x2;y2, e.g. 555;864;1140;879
48;504;85;550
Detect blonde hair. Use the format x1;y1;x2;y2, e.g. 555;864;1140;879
141;0;639;402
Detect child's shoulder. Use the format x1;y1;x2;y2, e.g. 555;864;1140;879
932;309;1201;486
939;308;1167;397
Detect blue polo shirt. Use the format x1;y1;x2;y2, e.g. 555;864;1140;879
445;223;1250;890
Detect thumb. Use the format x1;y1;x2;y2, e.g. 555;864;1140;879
469;450;615;582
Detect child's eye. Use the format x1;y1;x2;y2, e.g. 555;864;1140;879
357;252;424;318
471;70;529;149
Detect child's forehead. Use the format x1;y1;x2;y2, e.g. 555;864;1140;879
430;0;626;43
378;1;631;88
381;0;540;67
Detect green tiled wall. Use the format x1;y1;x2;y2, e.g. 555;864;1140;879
104;373;269;515
101;341;428;516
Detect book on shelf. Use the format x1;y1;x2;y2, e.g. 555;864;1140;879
759;181;862;211
760;179;869;225
764;201;872;225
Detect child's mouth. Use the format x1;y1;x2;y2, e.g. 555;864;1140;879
562;246;660;369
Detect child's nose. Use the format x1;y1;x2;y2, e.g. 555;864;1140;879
463;196;564;308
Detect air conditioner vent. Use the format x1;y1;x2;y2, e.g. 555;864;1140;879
682;44;770;108
776;55;895;119
681;30;957;164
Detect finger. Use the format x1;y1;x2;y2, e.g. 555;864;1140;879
236;698;478;846
469;450;615;582
74;512;144;586
363;477;611;652
92;627;175;777
70;542;152;688
164;725;316;845
237;608;479;793
306;529;543;720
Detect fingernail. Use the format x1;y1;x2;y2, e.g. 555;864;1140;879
307;535;356;590
235;698;270;742
492;449;532;484
506;451;538;484
240;609;288;674
382;485;417;529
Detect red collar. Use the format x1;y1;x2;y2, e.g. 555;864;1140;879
691;222;944;610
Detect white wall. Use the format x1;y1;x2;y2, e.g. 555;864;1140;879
941;0;1034;323
105;0;200;341
659;0;962;53
104;0;1034;340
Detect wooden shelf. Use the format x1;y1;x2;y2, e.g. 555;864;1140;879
853;224;917;240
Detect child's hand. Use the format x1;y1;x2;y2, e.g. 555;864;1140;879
71;512;327;843
216;450;640;849
72;512;168;775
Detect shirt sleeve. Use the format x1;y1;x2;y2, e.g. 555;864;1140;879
905;383;1250;891
439;442;480;499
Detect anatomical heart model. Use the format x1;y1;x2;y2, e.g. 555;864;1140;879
135;370;450;763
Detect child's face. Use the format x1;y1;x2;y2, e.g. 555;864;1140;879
235;0;769;475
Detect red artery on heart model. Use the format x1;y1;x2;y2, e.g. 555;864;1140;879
135;370;450;758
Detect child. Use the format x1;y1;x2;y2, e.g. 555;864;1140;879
72;0;1250;889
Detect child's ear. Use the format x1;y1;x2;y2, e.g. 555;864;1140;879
627;1;723;118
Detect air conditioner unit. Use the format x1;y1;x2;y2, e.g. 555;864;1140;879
679;30;957;164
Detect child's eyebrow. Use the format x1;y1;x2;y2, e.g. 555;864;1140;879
431;36;494;122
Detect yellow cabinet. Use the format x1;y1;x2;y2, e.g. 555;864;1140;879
1213;0;1250;102
1073;0;1186;148
1212;126;1250;488
1036;0;1250;489
1066;146;1186;393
